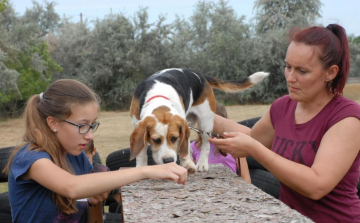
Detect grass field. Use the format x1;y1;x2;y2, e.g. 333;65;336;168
1;83;360;193
0;104;271;162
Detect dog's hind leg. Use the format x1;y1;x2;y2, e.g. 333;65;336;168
194;109;215;172
190;90;217;172
195;133;211;172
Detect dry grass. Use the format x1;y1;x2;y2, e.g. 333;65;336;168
0;104;270;193
1;83;360;161
343;83;360;101
1;83;360;194
0;104;271;163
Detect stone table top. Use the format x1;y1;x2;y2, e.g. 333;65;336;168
121;164;313;222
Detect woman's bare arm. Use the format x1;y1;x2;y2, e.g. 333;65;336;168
213;114;251;136
211;117;360;200
250;111;275;149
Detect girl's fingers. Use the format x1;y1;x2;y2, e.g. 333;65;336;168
89;191;110;204
176;168;188;185
170;173;180;183
150;163;187;185
102;191;110;200
88;196;101;205
168;163;187;184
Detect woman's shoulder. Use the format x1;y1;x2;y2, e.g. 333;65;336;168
273;95;293;105
334;95;360;105
325;96;360;127
331;96;360;114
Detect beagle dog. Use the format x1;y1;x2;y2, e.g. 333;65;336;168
129;68;268;172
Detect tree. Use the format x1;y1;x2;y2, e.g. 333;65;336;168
185;0;251;77
45;18;92;80
0;0;8;12
23;0;60;38
253;0;322;34
349;35;360;45
349;35;360;77
0;1;61;118
237;29;289;104
49;6;198;110
235;0;322;104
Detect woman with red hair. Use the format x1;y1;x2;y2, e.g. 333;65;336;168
210;24;360;222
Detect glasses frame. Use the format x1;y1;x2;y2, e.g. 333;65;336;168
63;120;100;134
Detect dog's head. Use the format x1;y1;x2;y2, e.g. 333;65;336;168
130;106;190;164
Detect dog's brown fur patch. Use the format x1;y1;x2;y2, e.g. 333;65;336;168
151;106;179;152
206;76;253;93
152;106;172;124
130;97;140;120
193;82;216;112
179;96;185;110
130;116;156;160
151;107;189;157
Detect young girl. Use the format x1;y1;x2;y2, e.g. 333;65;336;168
3;79;187;223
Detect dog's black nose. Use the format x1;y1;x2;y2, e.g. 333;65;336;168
163;157;174;164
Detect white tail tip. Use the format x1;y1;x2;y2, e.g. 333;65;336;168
248;71;269;84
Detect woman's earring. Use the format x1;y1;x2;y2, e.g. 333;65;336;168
53;129;57;133
327;81;332;89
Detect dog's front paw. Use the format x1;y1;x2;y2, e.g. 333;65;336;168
182;159;196;174
196;160;209;172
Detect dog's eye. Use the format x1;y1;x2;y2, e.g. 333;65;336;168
170;137;178;143
153;138;161;144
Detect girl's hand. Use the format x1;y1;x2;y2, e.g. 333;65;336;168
209;132;258;158
88;191;110;206
145;162;188;185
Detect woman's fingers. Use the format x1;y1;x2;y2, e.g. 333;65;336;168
222;132;238;137
208;132;249;158
208;135;232;151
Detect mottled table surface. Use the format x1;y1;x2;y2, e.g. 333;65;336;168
121;164;313;222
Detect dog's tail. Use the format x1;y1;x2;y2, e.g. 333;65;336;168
205;71;269;93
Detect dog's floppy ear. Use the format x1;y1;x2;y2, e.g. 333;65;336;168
176;116;190;159
129;117;154;161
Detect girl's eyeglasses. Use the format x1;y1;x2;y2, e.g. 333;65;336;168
63;120;100;134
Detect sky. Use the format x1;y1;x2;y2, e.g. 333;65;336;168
11;0;360;36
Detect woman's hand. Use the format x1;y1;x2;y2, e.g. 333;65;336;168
144;162;188;185
209;132;259;158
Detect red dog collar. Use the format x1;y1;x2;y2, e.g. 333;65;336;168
145;95;170;103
